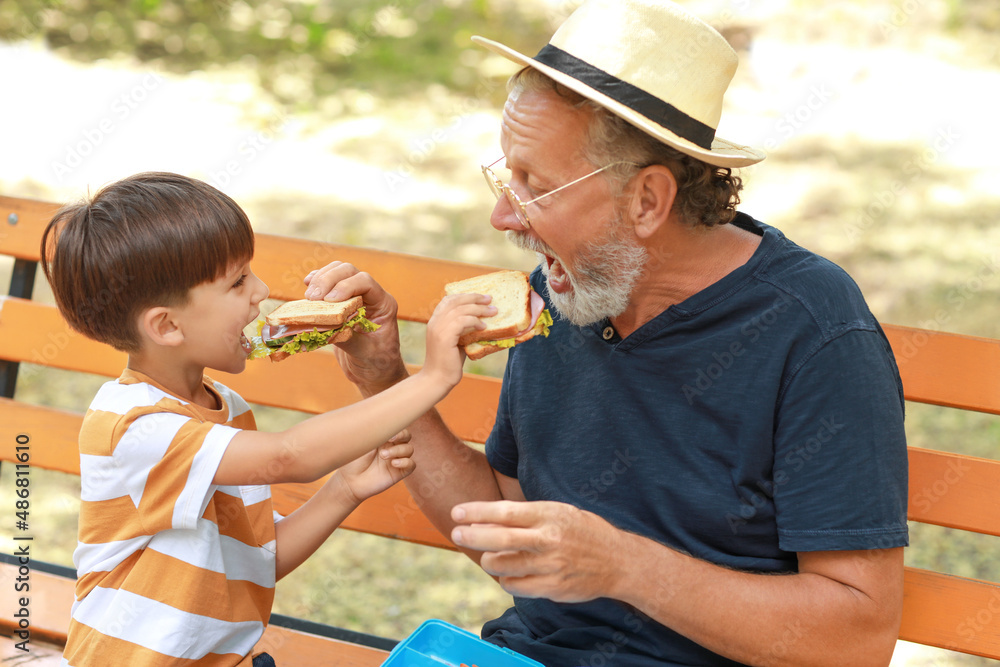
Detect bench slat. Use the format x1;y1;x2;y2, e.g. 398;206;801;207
256;625;389;667
0;563;74;645
907;448;1000;537
0;635;64;665
0;196;61;262
0;298;500;444
884;324;1000;416
901;567;1000;659
252;233;497;321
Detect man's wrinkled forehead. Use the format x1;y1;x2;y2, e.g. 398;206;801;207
499;87;591;163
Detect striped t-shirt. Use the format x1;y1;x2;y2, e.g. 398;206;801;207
61;369;278;666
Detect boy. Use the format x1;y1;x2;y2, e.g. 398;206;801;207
40;172;495;666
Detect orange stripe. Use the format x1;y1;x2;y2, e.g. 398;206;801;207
64;620;254;666
78;496;146;544
80;493;274;551
125;548;274;622
75;549;273;623
78;409;122;456
205;491;274;547
243;496;275;536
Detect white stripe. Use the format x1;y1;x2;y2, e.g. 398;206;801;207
74;535;149;576
89;378;179;413
213;380;251;421
79;453;123;503
74;518;275;588
115;412;189;508
239;484;271;506
148;521;276;588
71;586;263;659
173;424;237;530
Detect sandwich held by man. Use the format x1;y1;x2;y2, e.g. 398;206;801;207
303;1;909;665
248;296;378;361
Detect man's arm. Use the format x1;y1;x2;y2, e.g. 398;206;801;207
451;500;903;667
404;408;525;564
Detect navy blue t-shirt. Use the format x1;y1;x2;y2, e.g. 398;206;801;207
482;214;908;666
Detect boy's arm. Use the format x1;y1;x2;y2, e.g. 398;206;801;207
272;469;359;580
215;371;441;486
214;293;493;487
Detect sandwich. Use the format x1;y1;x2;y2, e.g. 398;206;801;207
246;296;379;362
444;270;552;360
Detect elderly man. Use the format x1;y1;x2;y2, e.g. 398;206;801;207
306;1;908;665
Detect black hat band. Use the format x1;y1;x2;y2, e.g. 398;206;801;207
533;43;716;150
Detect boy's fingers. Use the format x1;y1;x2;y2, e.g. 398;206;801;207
379;442;415;459
439;292;493;307
459;315;488;333
392;458;416;473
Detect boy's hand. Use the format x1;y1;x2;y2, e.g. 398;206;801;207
335;430;414;504
423;294;496;388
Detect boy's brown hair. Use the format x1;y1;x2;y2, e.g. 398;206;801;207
41;172;255;353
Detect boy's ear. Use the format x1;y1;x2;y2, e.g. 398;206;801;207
627;165;678;239
140;306;185;347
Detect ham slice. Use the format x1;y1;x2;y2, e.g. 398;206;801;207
262;323;328;342
516;291;546;336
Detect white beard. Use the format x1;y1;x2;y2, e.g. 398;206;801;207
506;221;648;327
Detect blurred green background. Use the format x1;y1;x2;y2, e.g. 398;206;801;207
1;1;999;665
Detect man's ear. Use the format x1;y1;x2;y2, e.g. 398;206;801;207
139;306;185;347
627;165;678;239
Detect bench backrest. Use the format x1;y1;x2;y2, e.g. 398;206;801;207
2;194;999;658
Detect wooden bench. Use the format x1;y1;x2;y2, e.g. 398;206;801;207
2;193;999;664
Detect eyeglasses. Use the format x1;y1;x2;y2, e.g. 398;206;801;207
481;156;636;229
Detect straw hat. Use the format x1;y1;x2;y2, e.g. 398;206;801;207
473;0;764;168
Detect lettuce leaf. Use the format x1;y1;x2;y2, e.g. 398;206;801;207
481;309;553;348
536;308;553;337
247;307;379;360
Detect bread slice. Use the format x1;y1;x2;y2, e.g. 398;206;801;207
464;327;535;360
266;296;363;328
445;270;531;347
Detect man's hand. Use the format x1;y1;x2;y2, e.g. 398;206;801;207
304;261;407;393
450;500;625;603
